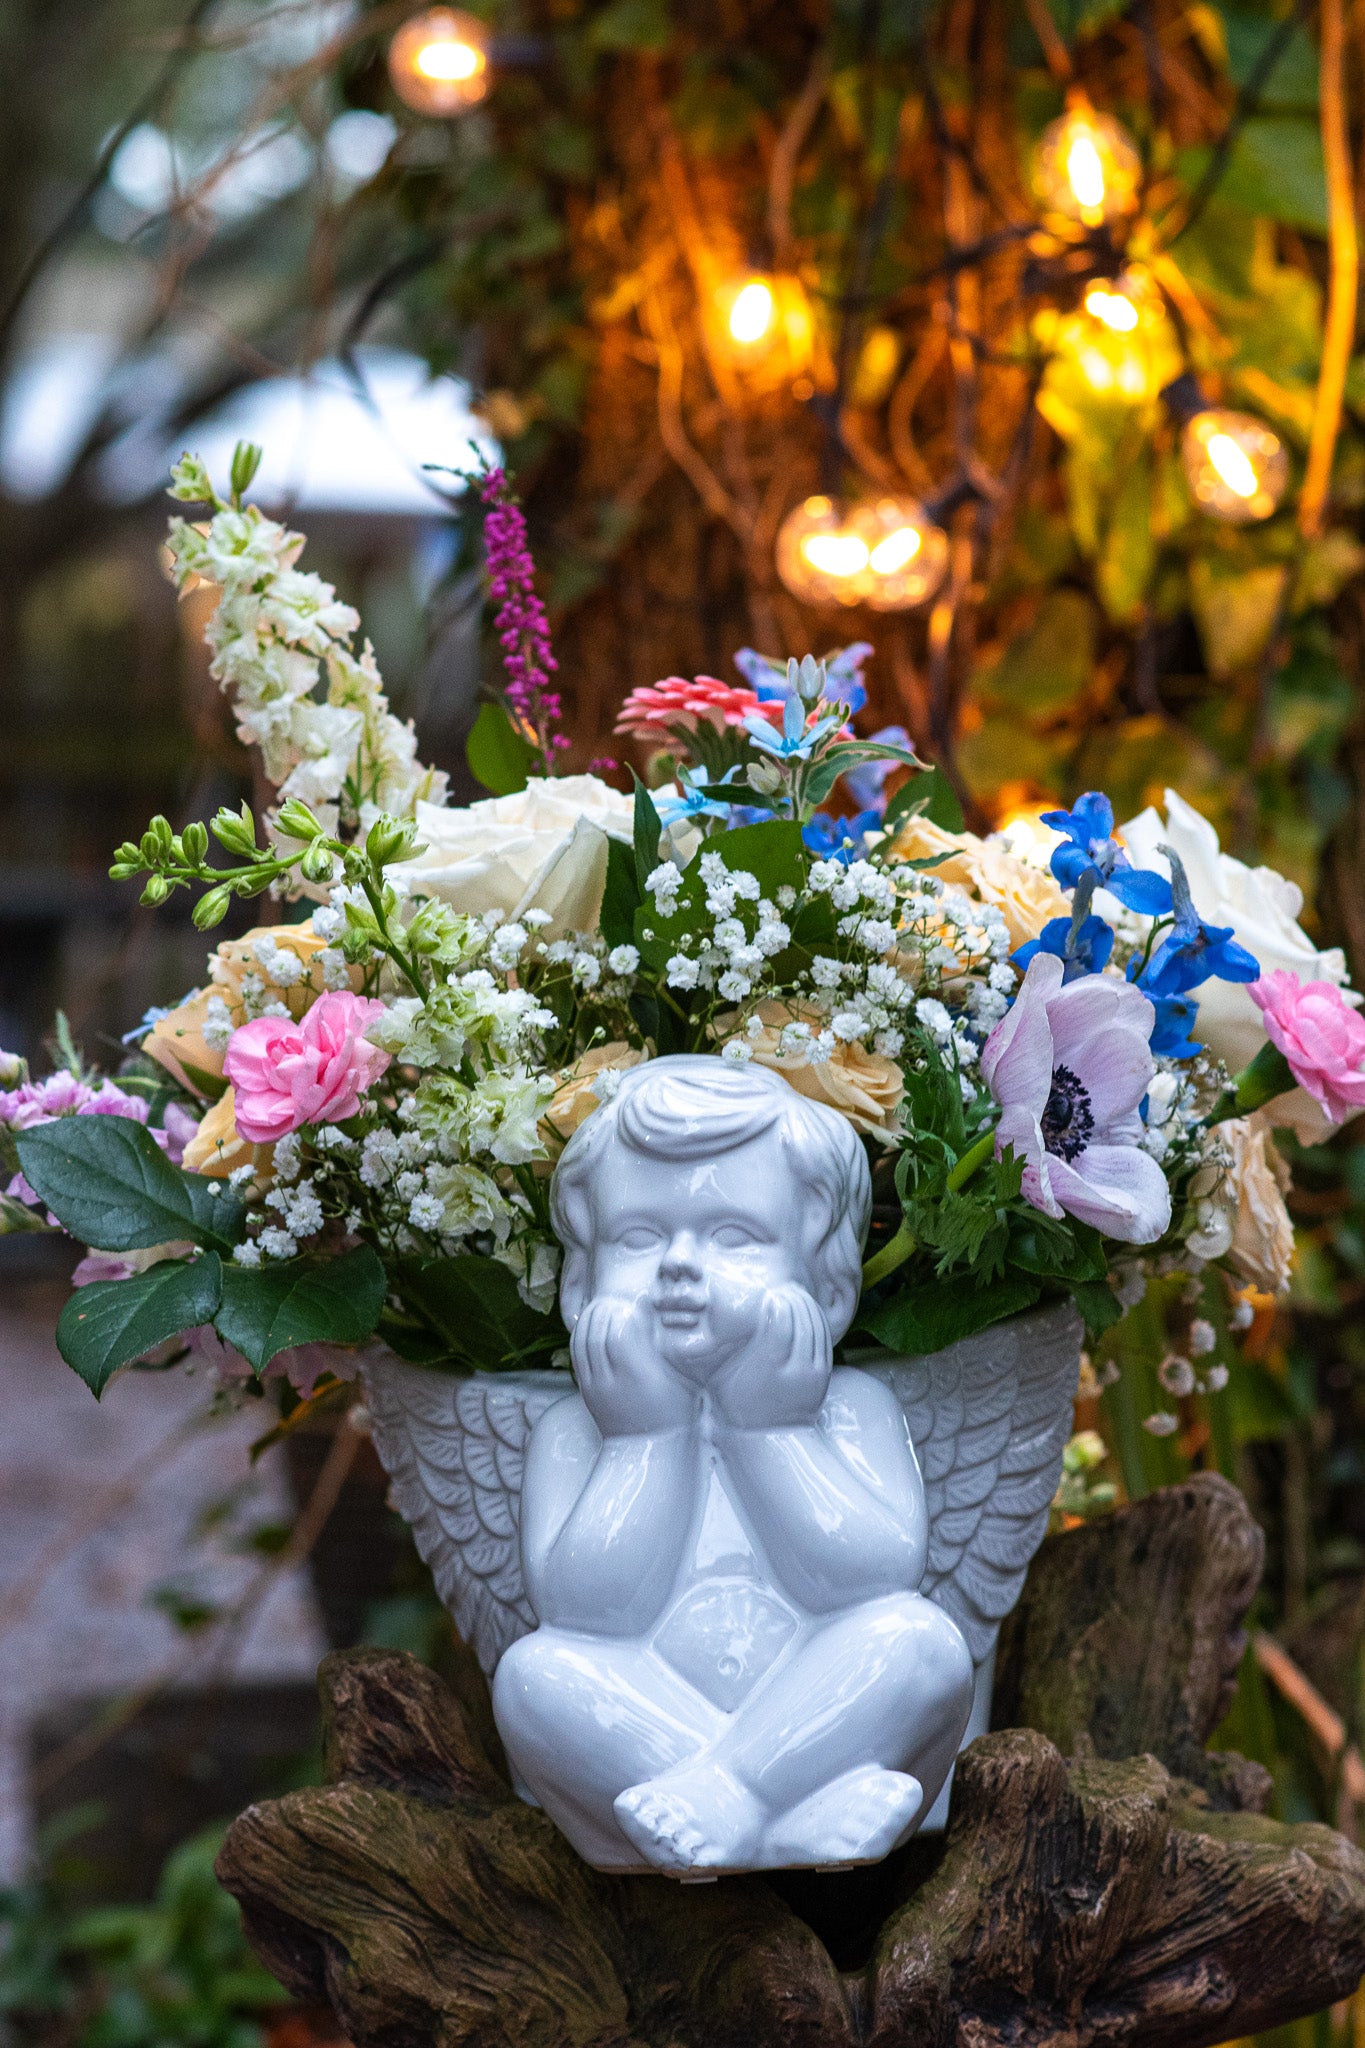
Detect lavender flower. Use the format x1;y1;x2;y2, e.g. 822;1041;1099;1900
480;468;568;770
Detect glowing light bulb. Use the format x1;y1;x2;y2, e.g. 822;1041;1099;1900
1180;408;1288;524
868;526;923;575
729;278;776;346
388;8;489;115
1034;106;1141;228
1084;285;1139;332
1205;433;1258;499
1066;136;1106;213
776;496;948;611
803;533;869;577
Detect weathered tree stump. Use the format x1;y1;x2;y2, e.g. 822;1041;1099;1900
218;1475;1365;2046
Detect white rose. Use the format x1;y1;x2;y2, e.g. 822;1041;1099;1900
1118;788;1362;1141
393;775;634;938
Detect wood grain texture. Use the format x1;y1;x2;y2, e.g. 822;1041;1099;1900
217;1479;1365;2047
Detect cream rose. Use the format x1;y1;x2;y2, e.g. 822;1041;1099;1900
542;1043;646;1148
1119;790;1362;1140
181;1085;275;1185
144;920;347;1094
742;1001;904;1140
1224;1115;1295;1298
393;776;634;937
890;816;1069;950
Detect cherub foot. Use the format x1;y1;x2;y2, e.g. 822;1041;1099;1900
762;1766;924;1869
614;1763;765;1874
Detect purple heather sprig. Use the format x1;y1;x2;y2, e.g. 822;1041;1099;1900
479;467;568;770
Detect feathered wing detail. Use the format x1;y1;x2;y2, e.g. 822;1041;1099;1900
362;1355;572;1678
865;1301;1083;1663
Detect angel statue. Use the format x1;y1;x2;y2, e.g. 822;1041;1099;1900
364;1055;1081;1878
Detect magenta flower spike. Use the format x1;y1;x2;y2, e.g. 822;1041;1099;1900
479;468;568;772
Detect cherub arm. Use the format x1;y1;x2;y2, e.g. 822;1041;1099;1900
520;1307;701;1637
715;1369;927;1614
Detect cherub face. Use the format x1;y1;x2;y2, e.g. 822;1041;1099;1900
589;1136;806;1381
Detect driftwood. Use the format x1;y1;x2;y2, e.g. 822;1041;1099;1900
218;1474;1365;2047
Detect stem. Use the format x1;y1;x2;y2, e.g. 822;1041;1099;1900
946;1126;995;1190
1299;0;1357;538
862;1219;917;1288
359;875;427;998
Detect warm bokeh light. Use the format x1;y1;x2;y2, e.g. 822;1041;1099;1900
776;496;948;611
1181;409;1288;524
728;278;776;346
1084;285;1139;332
1034;106;1142;228
388;8;489;115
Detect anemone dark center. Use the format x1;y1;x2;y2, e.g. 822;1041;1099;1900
1041;1064;1094;1162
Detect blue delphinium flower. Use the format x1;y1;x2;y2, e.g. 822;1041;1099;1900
1138;848;1260;997
802;808;883;864
1144;991;1202;1059
653;764;741;828
1015;913;1115;981
1042;791;1173;914
744;689;839;762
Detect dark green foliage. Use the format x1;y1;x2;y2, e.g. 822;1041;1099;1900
16;1120;242;1257
382;1253;566;1372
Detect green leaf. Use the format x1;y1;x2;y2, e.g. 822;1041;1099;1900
15;1118;242;1254
1073;1278;1123;1338
215;1246;388;1373
631;774;663;894
806;741;923;808
388;1254;565;1371
600;836;641;950
981;591;1097;716
466;701;538;796
57;1255;223;1396
884;767;964;833
857;1271;1043;1353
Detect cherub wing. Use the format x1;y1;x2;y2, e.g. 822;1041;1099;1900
865;1301;1082;1663
361;1354;572;1678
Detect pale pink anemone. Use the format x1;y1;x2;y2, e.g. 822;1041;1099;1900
615;674;764;742
980;952;1171;1245
225;990;390;1143
1248;971;1365;1126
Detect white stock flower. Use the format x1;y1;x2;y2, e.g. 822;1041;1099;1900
1119;789;1363;1139
393;776;633;938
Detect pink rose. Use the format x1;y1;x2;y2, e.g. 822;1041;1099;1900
1248;971;1365;1125
224;991;390;1143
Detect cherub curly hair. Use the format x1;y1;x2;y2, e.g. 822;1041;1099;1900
550;1054;872;1342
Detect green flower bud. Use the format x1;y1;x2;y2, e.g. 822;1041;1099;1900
109;859;142;881
366;814;418;870
181;820;209;864
192;885;233;931
301;841;337;884
229;440;264;501
141;875;170;907
276;799;324;843
212;804;258;857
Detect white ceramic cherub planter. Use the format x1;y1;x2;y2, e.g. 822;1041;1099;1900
365;1056;1081;1878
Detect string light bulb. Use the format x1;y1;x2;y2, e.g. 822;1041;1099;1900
728;277;776;347
1162;374;1288;524
1182;410;1288;523
1034;104;1141;228
388;8;490;115
776;496;949;611
1083;283;1139;332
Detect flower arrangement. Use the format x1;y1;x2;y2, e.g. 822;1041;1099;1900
4;443;1363;1400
